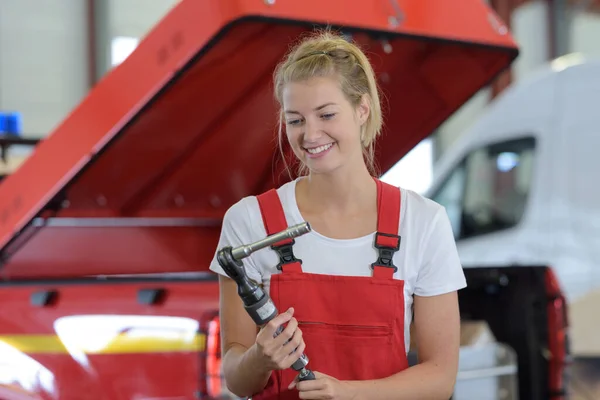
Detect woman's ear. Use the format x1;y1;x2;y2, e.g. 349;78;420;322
357;94;370;125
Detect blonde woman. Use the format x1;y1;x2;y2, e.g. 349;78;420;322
210;30;466;400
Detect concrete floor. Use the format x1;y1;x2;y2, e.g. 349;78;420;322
569;358;600;400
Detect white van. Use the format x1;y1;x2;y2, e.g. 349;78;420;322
425;53;600;396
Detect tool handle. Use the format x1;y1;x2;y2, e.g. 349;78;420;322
231;222;311;260
274;324;284;337
272;322;312;375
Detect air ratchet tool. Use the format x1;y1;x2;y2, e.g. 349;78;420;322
217;221;315;381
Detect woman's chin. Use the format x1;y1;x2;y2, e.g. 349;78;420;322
304;159;343;175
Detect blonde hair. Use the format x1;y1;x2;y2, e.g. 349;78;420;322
273;30;383;178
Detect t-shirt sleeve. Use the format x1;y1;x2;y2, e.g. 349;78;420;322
414;204;467;297
208;198;263;284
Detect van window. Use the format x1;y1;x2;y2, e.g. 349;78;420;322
430;137;536;240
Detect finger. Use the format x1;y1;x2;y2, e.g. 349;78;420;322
298;388;326;399
275;316;299;347
278;333;306;369
277;344;306;369
284;336;306;363
312;371;327;379
263;307;294;336
296;374;326;392
277;341;305;370
294;380;326;393
280;321;302;352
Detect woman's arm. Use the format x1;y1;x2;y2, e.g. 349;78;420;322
213;199;307;397
220;275;305;397
219;275;271;397
349;290;461;400
347;206;464;399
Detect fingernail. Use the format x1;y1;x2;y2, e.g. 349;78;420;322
287;307;294;313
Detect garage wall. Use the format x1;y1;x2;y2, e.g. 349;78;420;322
0;0;178;176
511;0;551;80
0;0;88;137
95;0;180;79
570;11;600;58
108;0;179;38
0;0;179;138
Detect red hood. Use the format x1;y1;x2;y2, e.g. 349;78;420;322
0;0;518;279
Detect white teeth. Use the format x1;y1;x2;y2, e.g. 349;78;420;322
306;143;333;154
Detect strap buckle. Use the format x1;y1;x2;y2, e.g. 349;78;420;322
371;232;400;273
271;239;303;271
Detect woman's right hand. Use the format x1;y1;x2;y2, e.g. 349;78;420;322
254;307;306;371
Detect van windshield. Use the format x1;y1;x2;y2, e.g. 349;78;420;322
429;136;536;240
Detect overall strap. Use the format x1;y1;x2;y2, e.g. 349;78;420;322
256;189;303;273
372;179;402;279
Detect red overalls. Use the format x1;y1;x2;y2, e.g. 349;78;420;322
252;179;409;400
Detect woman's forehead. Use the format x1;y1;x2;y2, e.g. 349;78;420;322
282;77;345;111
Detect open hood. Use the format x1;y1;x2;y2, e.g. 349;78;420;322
0;0;518;279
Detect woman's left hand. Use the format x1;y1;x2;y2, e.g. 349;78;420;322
288;371;358;400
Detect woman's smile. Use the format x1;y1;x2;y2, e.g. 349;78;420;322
304;142;335;158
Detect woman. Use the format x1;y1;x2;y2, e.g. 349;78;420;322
209;30;467;400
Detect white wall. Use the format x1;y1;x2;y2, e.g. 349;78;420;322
0;0;179;137
99;0;180;76
0;0;88;137
108;0;179;38
570;10;600;58
511;0;551;80
0;0;179;175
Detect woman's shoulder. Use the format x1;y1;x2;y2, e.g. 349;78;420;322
400;187;446;223
399;187;466;296
221;180;297;237
220;195;263;241
398;186;455;247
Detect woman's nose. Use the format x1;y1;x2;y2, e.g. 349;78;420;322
304;120;322;141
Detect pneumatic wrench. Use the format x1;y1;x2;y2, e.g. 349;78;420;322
216;222;315;382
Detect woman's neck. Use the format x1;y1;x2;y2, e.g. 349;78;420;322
297;163;377;216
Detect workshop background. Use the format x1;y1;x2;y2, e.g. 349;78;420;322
1;0;600;192
0;1;600;399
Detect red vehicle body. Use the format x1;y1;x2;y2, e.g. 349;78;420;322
0;0;520;398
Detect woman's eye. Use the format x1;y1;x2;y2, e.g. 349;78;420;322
321;113;335;120
286;119;302;126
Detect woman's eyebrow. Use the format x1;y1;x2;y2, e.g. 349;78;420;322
284;102;337;114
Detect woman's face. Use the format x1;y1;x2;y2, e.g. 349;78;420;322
282;76;369;175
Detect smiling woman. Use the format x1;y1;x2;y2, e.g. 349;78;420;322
280;77;369;177
273;35;382;180
210;29;467;400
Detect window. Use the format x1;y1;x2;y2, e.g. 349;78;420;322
431;160;467;238
111;36;139;67
429;136;536;240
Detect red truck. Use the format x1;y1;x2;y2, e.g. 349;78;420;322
0;0;568;399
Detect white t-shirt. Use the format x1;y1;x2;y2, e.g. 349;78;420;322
209;178;467;351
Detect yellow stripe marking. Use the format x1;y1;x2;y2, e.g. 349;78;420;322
0;333;206;354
